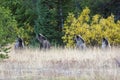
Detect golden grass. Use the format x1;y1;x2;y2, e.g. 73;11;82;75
0;47;120;80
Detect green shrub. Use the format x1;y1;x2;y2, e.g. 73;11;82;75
0;54;9;60
0;6;17;54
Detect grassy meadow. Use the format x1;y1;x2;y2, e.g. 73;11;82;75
0;47;120;80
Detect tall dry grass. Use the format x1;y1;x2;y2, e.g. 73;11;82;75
0;47;120;80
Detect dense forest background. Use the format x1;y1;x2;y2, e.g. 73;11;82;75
0;0;120;51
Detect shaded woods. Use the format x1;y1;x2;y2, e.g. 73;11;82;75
0;0;120;52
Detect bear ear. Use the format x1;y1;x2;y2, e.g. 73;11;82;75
78;35;85;43
38;33;44;37
103;37;107;41
38;33;47;40
103;37;105;39
38;33;42;37
16;36;20;40
41;35;47;40
76;35;80;39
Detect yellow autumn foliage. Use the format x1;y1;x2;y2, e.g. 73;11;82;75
62;7;120;47
16;23;34;45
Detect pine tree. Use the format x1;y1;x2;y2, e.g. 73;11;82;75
0;6;17;53
34;0;63;45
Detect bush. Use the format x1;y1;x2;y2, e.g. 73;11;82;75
0;54;9;60
16;23;34;45
62;7;120;47
0;6;17;54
